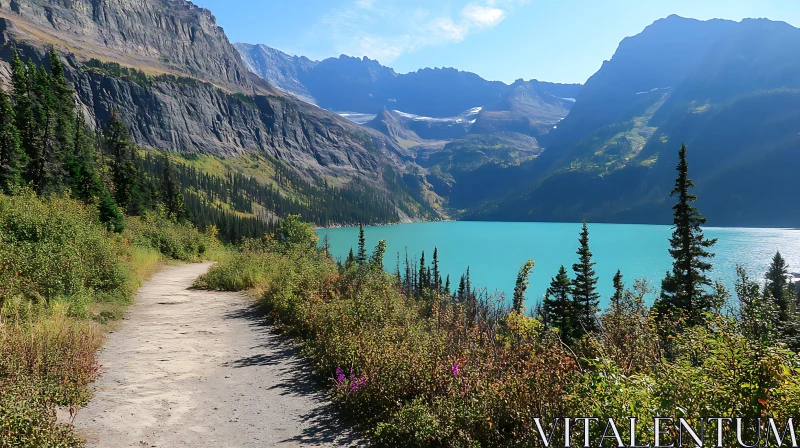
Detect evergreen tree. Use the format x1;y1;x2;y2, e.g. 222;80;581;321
106;112;147;214
610;270;624;312
97;187;126;233
432;247;441;291
159;153;190;222
370;240;387;270
48;48;74;185
0;87;23;193
9;48;34;189
444;275;450;297
572;221;600;335
356;225;367;265
345;247;356;269
764;251;792;319
512;259;535;314
736;265;779;345
655;143;717;327
418;251;428;290
28;61;62;193
544;265;574;343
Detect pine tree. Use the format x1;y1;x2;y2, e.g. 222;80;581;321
345;247;356;269
655;143;717;328
544;265;574;343
444;275;450;297
764;251;792;319
370;240;387;270
457;275;466;301
572;221;600;335
432;247;441;291
356;225;367;265
159;154;189;222
10;48;34;188
610;270;624;312
736;265;779;345
106;112;147;214
512;259;535;314
28;61;62;193
418;251;426;290
0;87;23;193
97;187;126;233
48;48;74;183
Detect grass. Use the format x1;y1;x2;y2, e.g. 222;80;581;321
0;191;218;446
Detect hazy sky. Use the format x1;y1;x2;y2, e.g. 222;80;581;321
193;0;800;84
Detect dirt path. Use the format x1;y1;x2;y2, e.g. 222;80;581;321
74;262;360;448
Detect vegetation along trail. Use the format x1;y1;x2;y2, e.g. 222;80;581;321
74;262;359;448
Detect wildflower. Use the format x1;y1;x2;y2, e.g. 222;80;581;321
350;382;359;392
335;367;346;383
451;361;460;376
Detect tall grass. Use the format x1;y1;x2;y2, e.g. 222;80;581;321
199;229;800;447
0;191;217;446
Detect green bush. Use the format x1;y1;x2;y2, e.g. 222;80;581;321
125;206;209;261
0;192;132;311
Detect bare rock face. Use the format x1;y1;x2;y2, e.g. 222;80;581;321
0;0;256;91
0;0;413;192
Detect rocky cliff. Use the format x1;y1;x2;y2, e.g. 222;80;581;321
0;0;420;199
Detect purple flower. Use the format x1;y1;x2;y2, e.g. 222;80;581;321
335;368;346;383
451;361;460;376
350;382;359;392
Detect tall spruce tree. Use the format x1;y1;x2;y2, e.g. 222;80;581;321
512;260;535;314
418;251;428;290
655;143;717;327
764;251;792;319
572;221;600;335
0;87;23;193
610;270;624;312
28;61;62;193
10;49;34;188
106;113;147;214
48;48;74;182
159;154;189;222
432;247;441;291
370;240;387;270
544;265;574;344
356;225;367;265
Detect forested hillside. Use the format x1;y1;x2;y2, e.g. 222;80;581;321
0;0;438;227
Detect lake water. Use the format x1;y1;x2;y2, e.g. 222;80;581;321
317;222;800;310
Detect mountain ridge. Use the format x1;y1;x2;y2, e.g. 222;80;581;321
0;0;437;222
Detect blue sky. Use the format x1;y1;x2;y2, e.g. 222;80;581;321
193;0;800;84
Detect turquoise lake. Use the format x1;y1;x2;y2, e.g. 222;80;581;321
317;222;800;310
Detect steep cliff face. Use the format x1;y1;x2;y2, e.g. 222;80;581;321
0;0;417;196
234;43;316;103
0;0;259;92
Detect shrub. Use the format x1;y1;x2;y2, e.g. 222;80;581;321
200;223;800;447
0;192;133;310
125;206;209;261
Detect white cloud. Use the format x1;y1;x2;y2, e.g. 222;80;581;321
461;4;505;29
313;0;527;64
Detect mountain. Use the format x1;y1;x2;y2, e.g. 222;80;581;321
0;0;434;222
466;16;800;227
234;43;582;120
366;108;479;143
471;79;577;138
234;43;317;103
